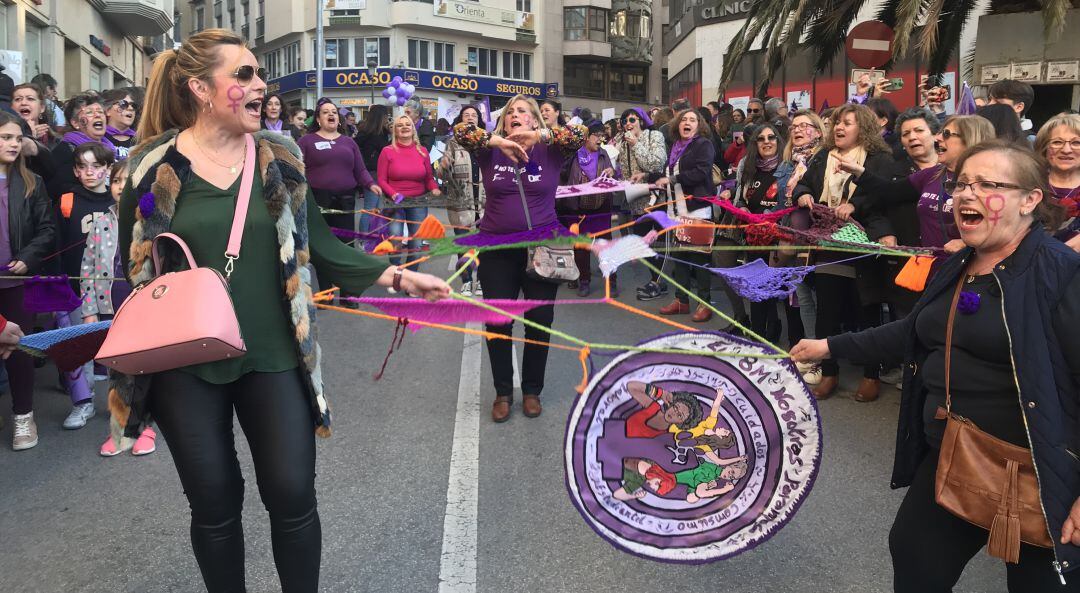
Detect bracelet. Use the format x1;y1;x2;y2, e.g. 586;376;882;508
392;267;404;293
539;128;553;145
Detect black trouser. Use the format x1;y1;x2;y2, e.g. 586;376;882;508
477;248;558;398
710;240;748;319
891;450;1079;593
749;298;782;344
0;285;35;414
814;272;868;378
672;251;712;305
148;369;320;593
452;227;473;283
311;188;356;240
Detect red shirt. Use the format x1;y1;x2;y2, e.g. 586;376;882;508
625;402;665;438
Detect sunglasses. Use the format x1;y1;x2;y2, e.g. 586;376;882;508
940;128;962;141
625;117;639;123
112;99;138;111
747;108;762;113
757;135;778;143
228;65;267;85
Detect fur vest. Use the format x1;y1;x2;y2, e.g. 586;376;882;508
108;129;332;444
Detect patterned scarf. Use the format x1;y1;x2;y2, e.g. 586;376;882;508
757;154;780;172
792;136;821;165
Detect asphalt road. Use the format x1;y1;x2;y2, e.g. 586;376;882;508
0;259;1006;593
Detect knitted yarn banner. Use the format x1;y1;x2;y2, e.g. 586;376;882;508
565;331;821;563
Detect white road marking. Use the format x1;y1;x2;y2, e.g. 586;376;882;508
852;38;890;52
511;343;521;389
438;323;483;593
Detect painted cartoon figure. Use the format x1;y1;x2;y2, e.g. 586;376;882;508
673;384;737;455
613;458;677;501
624;380;704;439
613;455;748;503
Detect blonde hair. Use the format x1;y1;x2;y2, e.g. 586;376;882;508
1034;113;1080;164
391;114;425;156
941;115;995;151
496;94;547;136
783;109;825;161
137;29;247;145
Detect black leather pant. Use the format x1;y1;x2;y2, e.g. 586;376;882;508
149;369;321;593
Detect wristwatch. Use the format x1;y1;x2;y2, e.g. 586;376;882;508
393;267;404;292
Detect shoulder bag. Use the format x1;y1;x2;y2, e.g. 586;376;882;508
514;167;579;283
935;273;1053;563
668;164;716;252
96;134;256;375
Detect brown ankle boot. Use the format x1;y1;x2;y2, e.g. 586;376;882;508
813;376;839;400
659;300;690;315
691;305;713;323
522;395;542;418
492;396;511;423
854;378;881;402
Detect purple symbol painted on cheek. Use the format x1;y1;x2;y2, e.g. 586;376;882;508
226;85;246;113
985;193;1006;225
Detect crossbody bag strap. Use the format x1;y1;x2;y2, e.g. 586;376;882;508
944;273;966;413
513;166;534;231
224;133;257;279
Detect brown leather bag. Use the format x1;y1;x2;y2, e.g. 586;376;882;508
935;275;1053;563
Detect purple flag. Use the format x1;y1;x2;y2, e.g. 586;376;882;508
636;210;680;230
818;99;830;114
956;82;977;115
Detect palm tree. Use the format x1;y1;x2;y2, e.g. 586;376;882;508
718;0;1075;97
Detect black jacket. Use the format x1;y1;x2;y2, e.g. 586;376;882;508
416;119;436;151
829;226;1080;579
648;136;716;210
6;171;56;273
46;140;78;201
354;131;390;175
792;148;895;241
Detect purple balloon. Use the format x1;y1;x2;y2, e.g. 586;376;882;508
391;76;403;85
396;95;407;107
381;89;392;99
389;80;401;90
385;86;397;97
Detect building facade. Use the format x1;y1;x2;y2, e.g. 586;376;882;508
177;0;666;122
0;0;172;97
664;0;980;114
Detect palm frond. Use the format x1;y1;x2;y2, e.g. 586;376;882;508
891;0;928;58
925;0;978;76
1040;0;1070;40
916;0;947;60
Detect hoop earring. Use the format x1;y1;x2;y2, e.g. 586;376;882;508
205;100;214;113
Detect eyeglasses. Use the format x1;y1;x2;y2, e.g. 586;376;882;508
791;122;818;131
1048;139;1080;151
944;179;1030;196
756;135;778;143
747;108;762;114
228;65;267;85
940;129;962;141
78;107;106;118
112;99;138;111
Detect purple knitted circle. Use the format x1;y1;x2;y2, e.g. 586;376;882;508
957;291;981;315
138;192;155;219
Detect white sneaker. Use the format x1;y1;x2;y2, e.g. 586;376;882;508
879;367;904;387
796;361;815;375
460;281;473;297
473;280;483;296
63;401;96;430
13;412;38;450
802;364;823;386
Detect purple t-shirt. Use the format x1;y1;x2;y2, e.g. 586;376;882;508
476;144;564;235
910;166;958;249
297;133;375;194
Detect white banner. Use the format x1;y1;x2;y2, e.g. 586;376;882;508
0;51;24;85
437;97;463;124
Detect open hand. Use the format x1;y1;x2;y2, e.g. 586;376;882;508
790;339;830;363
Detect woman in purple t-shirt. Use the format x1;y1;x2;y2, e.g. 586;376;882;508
452;94;586;423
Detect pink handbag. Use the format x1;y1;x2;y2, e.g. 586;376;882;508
96;134;256;375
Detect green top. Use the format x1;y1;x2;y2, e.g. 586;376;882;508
119;172;389;384
675;462;725;491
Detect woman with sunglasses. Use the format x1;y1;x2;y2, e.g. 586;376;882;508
1034;113;1080;252
299;97;383;243
613;108;668;300
792;103;899;400
115;30;449;591
102;89;139;160
792;141;1080;592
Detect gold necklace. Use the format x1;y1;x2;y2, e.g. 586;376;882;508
191;131;245;174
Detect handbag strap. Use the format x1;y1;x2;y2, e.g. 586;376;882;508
513;166;534;231
224;134;257;279
944;272;967;413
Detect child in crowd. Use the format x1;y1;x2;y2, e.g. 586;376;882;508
56;142;115;431
82;161;155;456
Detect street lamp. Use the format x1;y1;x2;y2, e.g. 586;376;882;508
367;59;378;115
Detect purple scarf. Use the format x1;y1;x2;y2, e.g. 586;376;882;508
264;119;283;132
63;131;118;158
105;125;135;139
757;155;780;172
668;137;694;169
577;146;600;180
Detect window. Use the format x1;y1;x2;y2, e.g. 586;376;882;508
516;0;531;11
265;49;281;80
468;47;498;77
501;51;531;81
214;1;222;28
194;8;204;32
563;59;604;98
564;7;608;42
0;5;6;49
667;59;702;109
608;63;647;102
24;22;44;82
330;0;363;15
407;39;429;70
284;42;300;74
564;58;647;101
433;42;454;73
355;37;390;67
610;9;650;39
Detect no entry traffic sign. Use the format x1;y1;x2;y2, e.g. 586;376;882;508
846;21;895;69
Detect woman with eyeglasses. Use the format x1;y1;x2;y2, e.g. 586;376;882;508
792;141;1080;592
1034;113;1080;252
560;121;617;297
299;97;384;243
792;104;901;400
115;30;449;591
101;89;139;160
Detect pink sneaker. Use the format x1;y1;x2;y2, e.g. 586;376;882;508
99;435;122;457
132;427;157;456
